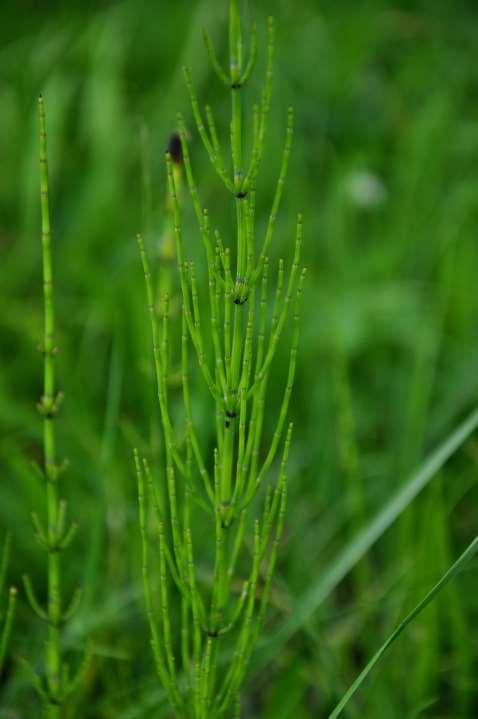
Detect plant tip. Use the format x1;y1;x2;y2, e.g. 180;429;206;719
167;132;183;165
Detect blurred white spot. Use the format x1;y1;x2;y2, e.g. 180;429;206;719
345;170;386;209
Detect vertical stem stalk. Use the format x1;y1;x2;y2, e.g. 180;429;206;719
223;0;245;507
39;96;62;716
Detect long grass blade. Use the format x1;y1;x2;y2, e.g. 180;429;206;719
328;535;478;718
258;407;478;661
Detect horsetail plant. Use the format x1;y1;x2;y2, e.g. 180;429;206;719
0;533;16;677
135;2;306;716
22;96;86;718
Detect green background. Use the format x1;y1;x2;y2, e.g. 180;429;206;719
1;0;478;716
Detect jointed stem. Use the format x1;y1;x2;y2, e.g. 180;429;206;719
39;95;62;709
25;95;85;717
137;4;305;717
41;97;60;715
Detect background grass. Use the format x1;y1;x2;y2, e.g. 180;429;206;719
1;0;478;716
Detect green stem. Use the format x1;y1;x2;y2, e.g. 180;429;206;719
222;0;247;509
0;587;17;676
39;96;62;714
136;6;304;716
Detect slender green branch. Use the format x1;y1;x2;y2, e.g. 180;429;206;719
0;534;16;676
0;587;16;676
250;105;294;287
203;31;229;86
183;67;234;193
134;451;183;712
27;95;84;717
240;23;257;86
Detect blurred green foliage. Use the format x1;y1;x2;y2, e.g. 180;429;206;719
1;0;478;716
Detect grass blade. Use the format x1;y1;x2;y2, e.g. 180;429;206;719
328;535;478;718
259;407;478;659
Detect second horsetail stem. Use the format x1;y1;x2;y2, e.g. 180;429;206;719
136;3;306;716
